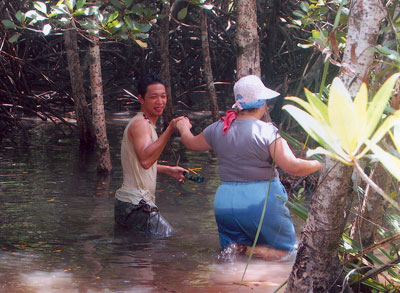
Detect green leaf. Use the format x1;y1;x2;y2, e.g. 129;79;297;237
292;10;305;18
33;2;48;14
123;0;133;8
110;0;122;9
65;0;76;12
304;89;329;122
15;11;25;24
177;7;188;20
9;33;21;43
370;110;400;146
124;16;134;29
374;45;400;64
50;4;70;15
72;8;85;16
367;141;400;182
328;77;358;154
76;0;86;9
365;73;400;143
283;104;348;160
107;11;119;23
26;10;47;22
286;96;323;122
1;20;17;30
136;23;152;33
300;1;309;13
276;195;308;221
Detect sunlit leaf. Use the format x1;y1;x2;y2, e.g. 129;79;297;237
352;83;368;151
50;4;70;15
134;38;148;48
42;23;51;35
107;11;119;23
33;2;47;14
367;141;400;181
72;8;85;16
304;88;329;122
65;0;76;12
307;147;352;165
365;73;400;143
283;104;347;159
369;110;400;146
26;10;47;21
329;77;358;154
394;121;400;151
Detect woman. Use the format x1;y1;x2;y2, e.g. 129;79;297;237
176;75;321;260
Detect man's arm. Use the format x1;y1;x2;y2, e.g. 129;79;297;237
157;164;186;182
129;117;181;169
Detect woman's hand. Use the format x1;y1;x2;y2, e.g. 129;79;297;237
176;117;192;132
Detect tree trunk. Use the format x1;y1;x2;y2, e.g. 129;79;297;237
286;0;386;292
349;1;391;249
63;26;94;149
235;0;261;79
286;160;354;292
89;34;112;174
350;163;389;248
200;9;219;122
160;0;174;124
235;0;272;122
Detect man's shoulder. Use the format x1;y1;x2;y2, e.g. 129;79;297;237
127;115;151;135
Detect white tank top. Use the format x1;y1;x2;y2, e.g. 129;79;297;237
115;112;158;207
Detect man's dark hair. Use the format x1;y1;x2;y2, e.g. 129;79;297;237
137;73;167;97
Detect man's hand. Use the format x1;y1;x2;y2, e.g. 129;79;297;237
158;165;187;182
168;165;187;183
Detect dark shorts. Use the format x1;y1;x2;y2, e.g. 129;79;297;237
114;199;174;237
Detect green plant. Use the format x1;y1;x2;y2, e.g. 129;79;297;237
283;73;400;210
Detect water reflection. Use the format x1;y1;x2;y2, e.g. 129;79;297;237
0;118;297;292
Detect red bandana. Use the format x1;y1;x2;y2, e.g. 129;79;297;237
220;110;238;135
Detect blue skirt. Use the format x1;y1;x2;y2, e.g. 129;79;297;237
214;178;296;251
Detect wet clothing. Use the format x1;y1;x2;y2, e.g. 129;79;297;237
114;112;173;236
203;118;296;250
214;180;295;250
114;199;173;236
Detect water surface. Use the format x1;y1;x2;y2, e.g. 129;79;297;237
0;117;294;292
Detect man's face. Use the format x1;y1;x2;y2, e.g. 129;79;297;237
139;83;167;117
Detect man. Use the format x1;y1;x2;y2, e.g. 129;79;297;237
114;73;186;236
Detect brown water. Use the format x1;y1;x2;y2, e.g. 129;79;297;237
0;116;295;292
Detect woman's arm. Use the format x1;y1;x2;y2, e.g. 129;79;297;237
270;137;322;176
177;117;212;152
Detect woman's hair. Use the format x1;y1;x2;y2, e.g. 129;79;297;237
137;73;166;97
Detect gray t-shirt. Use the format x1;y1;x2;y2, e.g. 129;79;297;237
203;119;280;182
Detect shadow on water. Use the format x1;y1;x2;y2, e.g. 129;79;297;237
0;116;297;292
